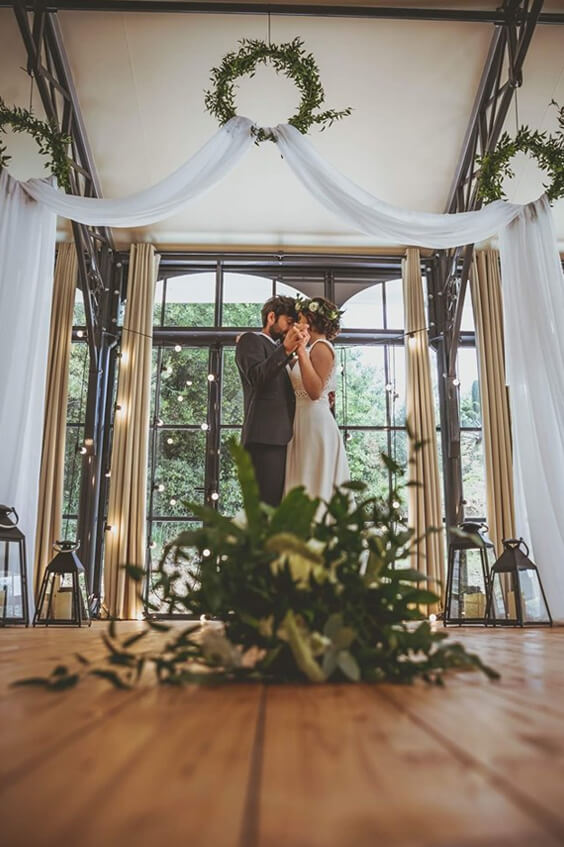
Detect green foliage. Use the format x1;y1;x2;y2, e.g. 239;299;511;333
204;38;352;140
0;98;71;190
476;101;564;204
26;441;497;692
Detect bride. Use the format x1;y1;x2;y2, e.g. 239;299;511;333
284;296;351;502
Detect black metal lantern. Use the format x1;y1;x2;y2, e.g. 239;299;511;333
0;505;29;626
444;521;496;626
486;538;552;627
33;541;91;627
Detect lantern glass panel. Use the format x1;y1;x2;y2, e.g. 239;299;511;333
448;548;488;620
518;569;550;623
0;540;25;621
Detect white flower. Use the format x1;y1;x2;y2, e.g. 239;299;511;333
200;628;242;668
308;301;319;312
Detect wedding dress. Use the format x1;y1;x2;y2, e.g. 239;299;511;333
284;339;350;502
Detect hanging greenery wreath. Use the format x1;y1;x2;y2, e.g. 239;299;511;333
0;99;71;190
204;37;352;142
476;100;564;204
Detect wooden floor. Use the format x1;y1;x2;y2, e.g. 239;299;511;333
1;624;564;847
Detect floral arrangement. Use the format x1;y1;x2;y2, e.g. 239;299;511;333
476;100;564;204
0;98;71;190
17;442;497;691
295;296;343;323
204;37;352;143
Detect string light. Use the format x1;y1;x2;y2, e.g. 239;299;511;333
452;377;460;387
78;445;87;455
429;613;437;623
149;541;156;549
104;469;111;478
202;548;211;557
167;437;174;445
76;330;84;338
201;423;209;431
170;498;177;506
186;380;193;387
157;483;165;492
210;492;219;501
178;395;184;402
207;374;215;382
156;418;164;427
174;344;182;352
385;383;393;392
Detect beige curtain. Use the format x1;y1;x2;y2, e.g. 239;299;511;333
470;250;515;554
104;244;159;619
402;248;444;594
34;243;78;595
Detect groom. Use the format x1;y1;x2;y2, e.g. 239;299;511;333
236;295;308;506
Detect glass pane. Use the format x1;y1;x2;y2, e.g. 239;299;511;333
63;429;83;520
458;347;482;427
222;348;244;426
147;520;201;613
59;518;77;544
341;283;384;329
384;278;404;330
222;273;272;327
388;344;406;426
164;273;215;327
275;279;325;301
157;348;209;426
67;343;89;423
344;430;390;500
220;431;244;517
153;279;165;326
73;286;85;325
152;430;207;516
460;284;475;331
461;430;486;519
336;346;387;427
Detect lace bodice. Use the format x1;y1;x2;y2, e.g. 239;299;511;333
288;338;337;401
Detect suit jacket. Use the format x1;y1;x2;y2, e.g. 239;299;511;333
235;332;296;446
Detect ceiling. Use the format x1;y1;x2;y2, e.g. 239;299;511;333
1;2;563;249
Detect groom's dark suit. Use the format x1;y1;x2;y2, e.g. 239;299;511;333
235;331;296;506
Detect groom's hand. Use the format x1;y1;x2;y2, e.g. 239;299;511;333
283;325;303;354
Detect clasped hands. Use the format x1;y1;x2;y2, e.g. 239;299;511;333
283;323;310;355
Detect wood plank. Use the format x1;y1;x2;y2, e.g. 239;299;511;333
0;683;262;847
256;683;561;847
380;677;564;843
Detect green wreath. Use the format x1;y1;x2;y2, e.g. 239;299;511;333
476;100;564;204
204;37;351;142
0;99;71;190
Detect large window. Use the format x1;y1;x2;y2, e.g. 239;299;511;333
62;253;489;609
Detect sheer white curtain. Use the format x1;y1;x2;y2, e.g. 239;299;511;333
500;196;564;621
21;117;255;226
0;170;57;618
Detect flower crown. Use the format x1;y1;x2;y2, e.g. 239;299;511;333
294;296;343;323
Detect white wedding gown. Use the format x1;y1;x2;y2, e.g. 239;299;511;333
284;339;351;502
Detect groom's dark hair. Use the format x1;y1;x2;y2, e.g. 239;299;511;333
261;295;297;327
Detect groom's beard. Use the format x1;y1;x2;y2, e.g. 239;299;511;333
268;322;286;342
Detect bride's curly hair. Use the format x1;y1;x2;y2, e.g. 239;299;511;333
295;296;343;341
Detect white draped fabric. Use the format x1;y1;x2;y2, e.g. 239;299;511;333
500;197;564;621
1;115;563;620
21;117;255;227
273;123;522;248
0;170;57;617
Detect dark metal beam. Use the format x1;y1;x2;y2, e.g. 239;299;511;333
432;0;543;534
3;1;564;24
12;1;118;605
